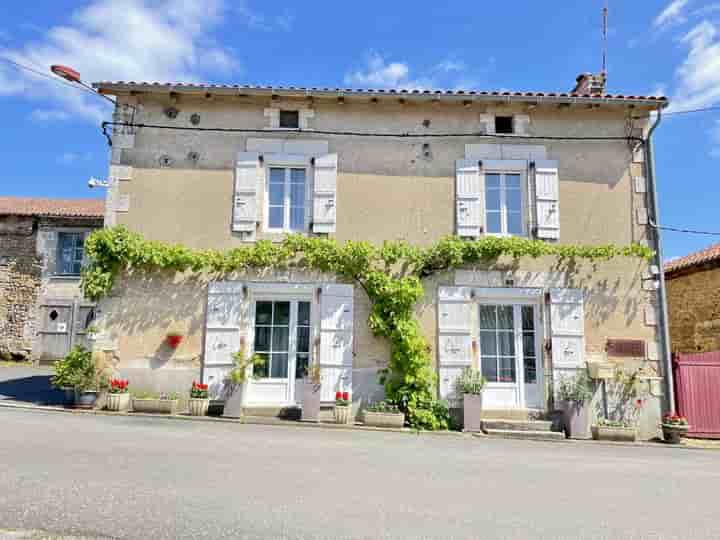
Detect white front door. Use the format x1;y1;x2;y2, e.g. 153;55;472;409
246;299;312;406
479;303;543;409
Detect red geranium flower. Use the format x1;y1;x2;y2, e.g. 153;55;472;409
342;391;349;401
335;391;342;400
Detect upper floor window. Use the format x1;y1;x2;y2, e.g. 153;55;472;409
266;167;307;232
494;116;514;134
56;232;85;275
279;110;299;129
485;172;524;236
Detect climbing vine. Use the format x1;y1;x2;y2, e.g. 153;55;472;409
82;226;652;430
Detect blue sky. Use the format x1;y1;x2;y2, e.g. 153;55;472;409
1;0;719;259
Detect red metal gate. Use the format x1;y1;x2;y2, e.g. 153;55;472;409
674;352;720;439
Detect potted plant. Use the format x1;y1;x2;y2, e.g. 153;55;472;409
106;378;131;412
457;367;486;432
661;413;690;444
222;346;266;418
363;400;405;428
592;417;637;442
189;380;210;416
301;362;322;422
131;391;180;414
166;332;183;349
556;369;595;439
51;346;108;409
334;391;352;424
51;349;80;407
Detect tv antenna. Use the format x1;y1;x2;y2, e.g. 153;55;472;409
602;1;609;76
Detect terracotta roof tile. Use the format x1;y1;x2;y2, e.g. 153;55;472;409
665;243;720;275
0;197;104;218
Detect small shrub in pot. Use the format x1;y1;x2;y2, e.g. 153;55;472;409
661;413;690;444
51;347;108;409
458;367;486;432
364;400;405;428
557;369;595;439
223;347;266;418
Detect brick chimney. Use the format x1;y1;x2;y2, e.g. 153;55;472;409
573;72;607;95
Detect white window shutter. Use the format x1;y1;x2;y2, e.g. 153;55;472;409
233;152;259;233
437;286;474;407
319;284;353;402
549;288;585;370
313;153;338;234
534;159;560;240
455;159;483;238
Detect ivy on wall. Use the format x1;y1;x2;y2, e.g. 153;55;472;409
82;226;653;430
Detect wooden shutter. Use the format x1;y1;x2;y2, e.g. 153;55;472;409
203;282;246;400
438;286;474;407
318;284;353;402
232;152;259;233
549;288;585;369
313;153;338;234
455;159;483;238
534;159;560;239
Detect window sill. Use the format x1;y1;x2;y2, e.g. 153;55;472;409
50;275;82;281
263;127;315;132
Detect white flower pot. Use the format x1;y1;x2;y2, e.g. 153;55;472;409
334;404;352;424
188;398;210;416
106;393;130;412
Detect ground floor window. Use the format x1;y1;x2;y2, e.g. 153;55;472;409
480;304;537;384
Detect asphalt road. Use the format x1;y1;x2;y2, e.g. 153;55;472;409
0;408;718;540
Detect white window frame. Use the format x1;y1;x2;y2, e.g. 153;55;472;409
484;166;527;237
263;165;310;234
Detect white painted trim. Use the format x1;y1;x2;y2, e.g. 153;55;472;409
483;159;528;172
474;287;543;302
248;282;317;296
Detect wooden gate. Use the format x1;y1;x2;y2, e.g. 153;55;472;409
35;299;96;362
674;352;720;439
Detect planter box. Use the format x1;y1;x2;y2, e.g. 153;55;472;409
301;381;321;422
74;390;98;410
588;362;616;380
188;398;210;417
363;410;405;428
106;393;131;412
592;425;637;442
334;404;352;425
222;384;246;418
463;393;483;432
558;399;592;439
662;424;690;444
132;398;179;415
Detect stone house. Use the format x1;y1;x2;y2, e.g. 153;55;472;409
666;243;720;353
90;72;670;437
0;197;104;361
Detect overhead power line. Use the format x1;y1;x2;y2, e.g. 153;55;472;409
650;222;720;236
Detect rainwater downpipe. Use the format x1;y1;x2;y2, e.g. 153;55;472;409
645;107;676;413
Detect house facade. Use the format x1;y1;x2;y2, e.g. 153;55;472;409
91;74;669;437
666;243;720;353
0;197;104;361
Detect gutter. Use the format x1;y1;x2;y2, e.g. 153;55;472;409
645;107;676;412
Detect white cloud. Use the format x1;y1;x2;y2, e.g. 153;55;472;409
233;2;294;32
344;53;432;89
654;0;691;29
435;59;466;73
57;151;92;165
671;20;720;111
0;0;241;123
29;109;71;122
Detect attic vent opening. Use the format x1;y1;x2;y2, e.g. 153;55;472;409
279;110;299;129
495;116;514;134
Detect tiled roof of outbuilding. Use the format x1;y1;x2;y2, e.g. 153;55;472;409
665;243;720;276
0;197;104;218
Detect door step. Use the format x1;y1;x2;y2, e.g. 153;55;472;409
482;419;553;432
484;428;566;442
481;409;545;421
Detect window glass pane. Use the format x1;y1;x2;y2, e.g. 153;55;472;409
522;333;535;358
255;302;273;325
506;188;522;212
268;206;284;229
271;326;289;351
289;181;305;207
498;331;515;356
497;306;514;329
479;306;497;329
480;331;497;355
296;354;309;379
298;302;311;326
269;167;284;183
521;306;534;330
486;211;502;234
482;357;498;383
486;174;501;189
254;326;271;351
289;206;305;231
290;168;306;183
524;358;537;384
269;182;284;206
279;110;299;129
254;353;269;378
498;357;516;382
485;188;501;211
270;353;288;378
296;326;310;354
273;301;290;325
507;212;523;235
505;174;521;189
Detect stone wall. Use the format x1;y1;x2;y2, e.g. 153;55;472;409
666;266;720;353
0;216;41;358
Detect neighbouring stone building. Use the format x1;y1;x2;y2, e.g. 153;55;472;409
666;243;720;353
0;197;104;361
